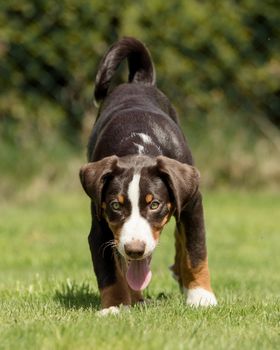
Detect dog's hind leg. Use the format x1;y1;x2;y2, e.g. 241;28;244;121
176;192;217;307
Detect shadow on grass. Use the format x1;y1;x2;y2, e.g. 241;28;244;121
54;280;172;311
54;280;100;310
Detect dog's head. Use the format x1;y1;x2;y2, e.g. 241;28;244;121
80;155;199;291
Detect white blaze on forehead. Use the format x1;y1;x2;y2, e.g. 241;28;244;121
128;173;141;208
118;173;156;257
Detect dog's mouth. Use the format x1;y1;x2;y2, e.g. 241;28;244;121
126;255;152;291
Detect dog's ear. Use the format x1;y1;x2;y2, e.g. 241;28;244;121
156;156;200;220
79;155;119;220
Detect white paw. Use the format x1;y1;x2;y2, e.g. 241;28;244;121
184;287;217;307
97;306;120;316
96;305;130;317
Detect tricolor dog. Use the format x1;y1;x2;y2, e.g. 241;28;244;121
80;37;217;315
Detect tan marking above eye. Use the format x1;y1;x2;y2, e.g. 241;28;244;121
117;194;125;204
145;194;153;204
102;202;106;209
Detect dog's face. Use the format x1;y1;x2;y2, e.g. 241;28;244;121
80;155;199;290
103;166;172;258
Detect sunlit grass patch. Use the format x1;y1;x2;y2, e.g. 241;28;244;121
0;189;279;349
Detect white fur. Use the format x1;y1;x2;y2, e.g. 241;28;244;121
97;305;130;316
125;132;161;154
97;306;120;316
138;132;161;153
134;133;153;154
138;133;153;144
130;132;152;145
118;173;157;257
184;287;217;307
133;142;145;154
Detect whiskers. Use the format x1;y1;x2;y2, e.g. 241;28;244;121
99;239;117;258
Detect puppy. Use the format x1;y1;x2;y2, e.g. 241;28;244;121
80;37;217;314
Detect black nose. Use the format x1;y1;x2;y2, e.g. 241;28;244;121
124;240;146;259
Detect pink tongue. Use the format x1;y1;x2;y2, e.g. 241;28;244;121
126;258;152;291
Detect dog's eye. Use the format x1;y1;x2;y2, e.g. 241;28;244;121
149;200;160;210
110;201;121;211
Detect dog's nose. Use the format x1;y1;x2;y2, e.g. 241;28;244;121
124;240;146;259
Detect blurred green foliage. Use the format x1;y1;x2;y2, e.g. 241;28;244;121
0;0;121;143
0;0;279;191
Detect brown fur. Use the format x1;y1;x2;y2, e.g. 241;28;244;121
171;226;211;292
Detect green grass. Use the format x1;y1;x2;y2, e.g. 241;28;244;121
0;188;279;350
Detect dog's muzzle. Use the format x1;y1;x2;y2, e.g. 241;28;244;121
124;240;146;259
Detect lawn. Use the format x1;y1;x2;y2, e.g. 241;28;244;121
0;187;279;350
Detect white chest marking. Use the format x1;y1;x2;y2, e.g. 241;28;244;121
118;173;156;257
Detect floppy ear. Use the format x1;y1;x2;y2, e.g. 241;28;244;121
79;155;119;220
156;156;200;220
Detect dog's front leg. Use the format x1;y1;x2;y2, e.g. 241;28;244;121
175;191;217;307
88;217;131;313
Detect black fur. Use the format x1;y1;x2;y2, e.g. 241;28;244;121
94;37;155;102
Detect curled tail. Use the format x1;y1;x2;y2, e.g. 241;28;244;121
94;37;156;103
